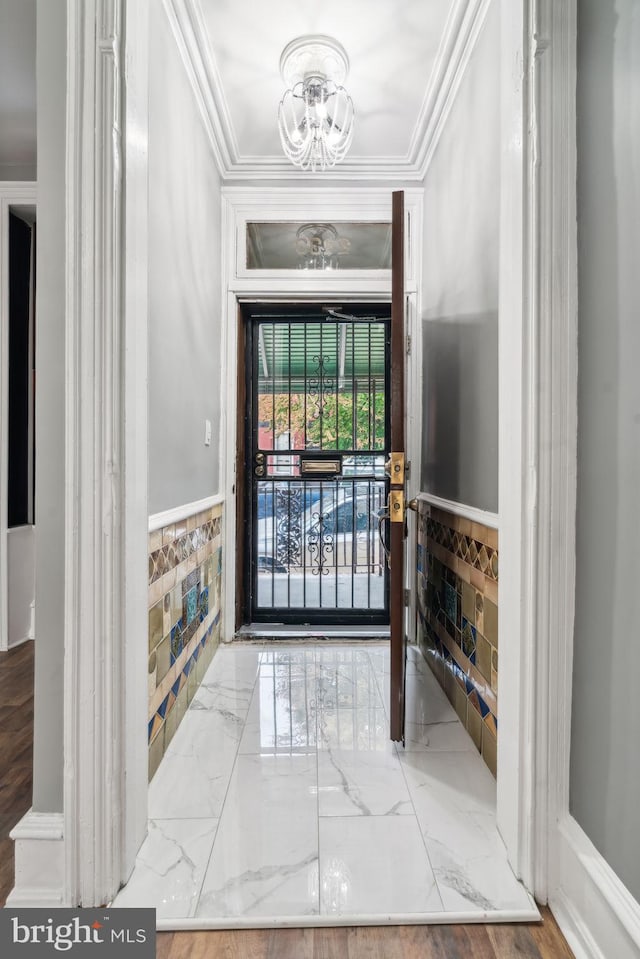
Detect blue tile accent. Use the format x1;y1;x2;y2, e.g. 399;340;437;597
477;695;491;719
158;694;169;719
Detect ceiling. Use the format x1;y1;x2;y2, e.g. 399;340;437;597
195;0;453;170
0;0;476;183
174;0;473;179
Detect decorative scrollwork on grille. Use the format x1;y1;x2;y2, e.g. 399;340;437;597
307;354;334;441
307;510;334;575
275;486;303;567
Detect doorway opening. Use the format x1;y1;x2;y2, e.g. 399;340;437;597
238;302;391;629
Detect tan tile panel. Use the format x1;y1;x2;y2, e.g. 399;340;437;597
475;634;492;684
148;601;163;653
149;529;162;553
484;597;498;647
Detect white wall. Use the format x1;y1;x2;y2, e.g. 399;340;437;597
147;0;223;515
570;0;640;903
419;0;499;513
7;526;34;646
32;0;65;813
0;0;37;181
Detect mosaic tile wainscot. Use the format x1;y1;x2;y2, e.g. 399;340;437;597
147;503;223;780
416;501;499;776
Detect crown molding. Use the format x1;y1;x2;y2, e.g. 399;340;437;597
409;0;492;177
162;0;235;173
165;0;490;182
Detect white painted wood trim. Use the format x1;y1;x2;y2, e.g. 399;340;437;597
0;183;37;653
6;811;65;908
551;816;640;959
497;0;536;889
10;810;64;841
530;0;578;907
223;187;423;292
63;0;148;907
499;0;580;913
415;492;499;530
121;0;151;885
535;6;640;955
404;216;424;646
148;494;224;533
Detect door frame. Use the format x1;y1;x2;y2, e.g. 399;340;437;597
220;187;424;644
239;303;392;629
0;182;37;653
498;0;579;907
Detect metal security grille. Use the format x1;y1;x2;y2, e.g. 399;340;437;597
246;310;390;625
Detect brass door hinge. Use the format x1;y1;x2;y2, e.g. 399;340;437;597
389;489;404;523
384;452;405;486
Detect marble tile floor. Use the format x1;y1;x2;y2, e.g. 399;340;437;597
113;642;538;929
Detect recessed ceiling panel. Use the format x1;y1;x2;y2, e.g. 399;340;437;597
198;0;453;160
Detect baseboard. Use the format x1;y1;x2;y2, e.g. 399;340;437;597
6;810;65;908
549;815;640;959
8;634;34;650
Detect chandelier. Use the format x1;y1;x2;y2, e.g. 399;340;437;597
278;36;354;173
296;223;350;270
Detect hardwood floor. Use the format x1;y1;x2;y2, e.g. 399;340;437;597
0;641;574;958
156;909;574;959
0;640;34;907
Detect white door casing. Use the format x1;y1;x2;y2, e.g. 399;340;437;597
219;187;424;647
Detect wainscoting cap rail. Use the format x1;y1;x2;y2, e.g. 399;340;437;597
148;493;224;532
416;491;498;530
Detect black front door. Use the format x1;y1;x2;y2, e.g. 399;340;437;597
243;304;390;626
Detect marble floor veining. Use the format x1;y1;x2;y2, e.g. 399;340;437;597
113;642;538;928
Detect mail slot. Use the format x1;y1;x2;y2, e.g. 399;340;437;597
300;457;342;477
